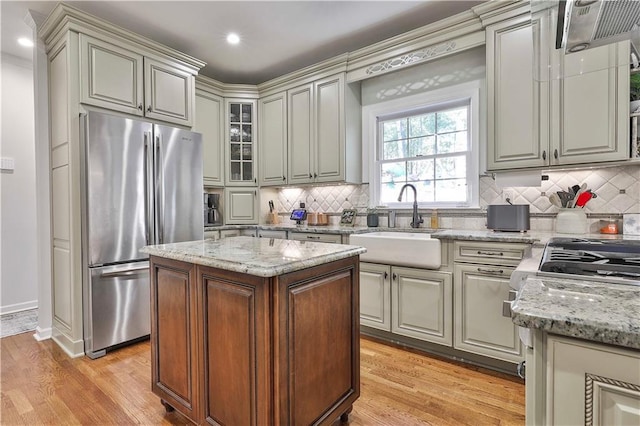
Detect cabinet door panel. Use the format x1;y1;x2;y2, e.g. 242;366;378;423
556;42;629;164
259;93;287;186
486;16;546;170
359;263;391;331
454;264;522;362
150;258;199;421
195;91;224;186
225;189;258;224
315;75;344;182
145;58;193;126
288;84;313;185
80;35;143;116
392;267;452;346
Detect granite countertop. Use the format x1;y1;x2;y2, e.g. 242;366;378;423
512;276;640;349
141;236;366;277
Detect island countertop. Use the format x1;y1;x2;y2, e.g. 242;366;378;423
141;236;366;277
512;276;640;350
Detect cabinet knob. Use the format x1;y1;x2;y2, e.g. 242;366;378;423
542;150;547;160
383;271;388;279
138;104;143;111
554;149;558;159
147;105;152;113
282;176;286;181
314;173;317;178
309;173;312;178
392;273;397;281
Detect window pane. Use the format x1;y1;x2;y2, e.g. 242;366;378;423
380;182;402;204
407;159;434;181
382;120;407;142
437;131;467;154
437;107;467;133
435;156;466;179
408;114;435;137
381;162;406;183
383;140;406;160
414;180;435;203
435;179;467;202
408;136;435;157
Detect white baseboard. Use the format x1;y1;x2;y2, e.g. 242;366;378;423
0;301;38;315
33;326;52;341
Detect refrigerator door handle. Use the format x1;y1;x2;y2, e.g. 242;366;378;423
100;265;149;278
155;134;165;244
144;132;153;246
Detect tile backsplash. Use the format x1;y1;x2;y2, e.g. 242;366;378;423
271;164;640;231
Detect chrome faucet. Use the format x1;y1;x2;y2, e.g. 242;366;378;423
397;184;423;228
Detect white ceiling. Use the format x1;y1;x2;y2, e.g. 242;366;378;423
1;1;484;85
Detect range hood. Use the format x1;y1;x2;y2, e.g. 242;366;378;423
556;0;640;54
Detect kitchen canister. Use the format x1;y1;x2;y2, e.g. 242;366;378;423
555;208;587;234
623;213;640;235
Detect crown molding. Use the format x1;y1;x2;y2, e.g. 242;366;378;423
474;0;531;27
38;2;206;72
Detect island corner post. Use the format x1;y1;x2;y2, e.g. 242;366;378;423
148;253;361;425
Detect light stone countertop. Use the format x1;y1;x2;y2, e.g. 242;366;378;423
512;276;640;350
141;236;366;277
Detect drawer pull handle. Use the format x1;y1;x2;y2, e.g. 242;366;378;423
306;235;320;240
477;251;504;256
383;271;388;279
392;273;397;281
477;267;504;274
517;361;526;379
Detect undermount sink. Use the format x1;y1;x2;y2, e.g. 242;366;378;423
349;232;441;269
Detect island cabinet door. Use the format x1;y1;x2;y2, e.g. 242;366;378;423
149;257;200;423
198;266;272;426
273;257;360;425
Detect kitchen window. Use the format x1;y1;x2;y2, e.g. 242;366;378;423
363;81;480;208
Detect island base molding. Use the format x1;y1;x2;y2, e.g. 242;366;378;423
149;255;360;425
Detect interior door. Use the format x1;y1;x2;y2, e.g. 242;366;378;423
154;124;203;244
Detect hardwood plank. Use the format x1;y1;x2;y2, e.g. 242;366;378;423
1;332;524;425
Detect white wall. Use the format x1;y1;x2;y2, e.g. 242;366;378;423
1;53;38;314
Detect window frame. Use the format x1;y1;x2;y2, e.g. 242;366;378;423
362;81;481;209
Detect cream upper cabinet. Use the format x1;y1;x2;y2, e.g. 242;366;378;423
195;89;224;186
286;73;361;185
288;83;314;185
80;34;144;116
486;9;630;171
80;34;195;126
550;41;630;165
486;14;547;170
259;92;287;186
225;99;258;186
144;58;194;126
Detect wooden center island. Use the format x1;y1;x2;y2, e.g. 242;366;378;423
141;236;365;425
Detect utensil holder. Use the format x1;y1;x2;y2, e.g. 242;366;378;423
556;208;587;234
367;213;379;227
267;212;279;224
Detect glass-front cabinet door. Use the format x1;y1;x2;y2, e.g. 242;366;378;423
226;99;257;186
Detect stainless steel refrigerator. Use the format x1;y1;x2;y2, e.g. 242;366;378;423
81;110;203;358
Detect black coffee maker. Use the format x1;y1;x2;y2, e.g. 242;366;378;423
204;193;221;225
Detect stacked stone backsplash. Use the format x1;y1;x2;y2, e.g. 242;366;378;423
272;165;640;231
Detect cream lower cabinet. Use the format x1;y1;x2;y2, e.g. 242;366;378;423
453;263;522;363
225;188;258;225
195;83;224;187
80;34;196;127
359;262;452;346
540;334;640;425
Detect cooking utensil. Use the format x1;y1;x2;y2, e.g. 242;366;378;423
268;200;274;213
556;191;572;207
575;191;593;207
549;192;562;208
567;183;588;208
571;184;581;195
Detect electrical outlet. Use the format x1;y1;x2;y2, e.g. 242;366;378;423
503;190;514;203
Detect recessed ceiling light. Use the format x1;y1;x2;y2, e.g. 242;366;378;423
226;33;240;45
18;37;34;48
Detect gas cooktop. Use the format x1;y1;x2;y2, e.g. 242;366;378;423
539;238;640;282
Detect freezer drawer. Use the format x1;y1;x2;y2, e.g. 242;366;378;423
85;262;150;358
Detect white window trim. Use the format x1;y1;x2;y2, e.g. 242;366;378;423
362;80;481;208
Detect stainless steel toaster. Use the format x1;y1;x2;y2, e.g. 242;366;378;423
487;204;530;232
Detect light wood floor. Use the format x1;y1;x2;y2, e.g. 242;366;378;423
1;332;524;425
